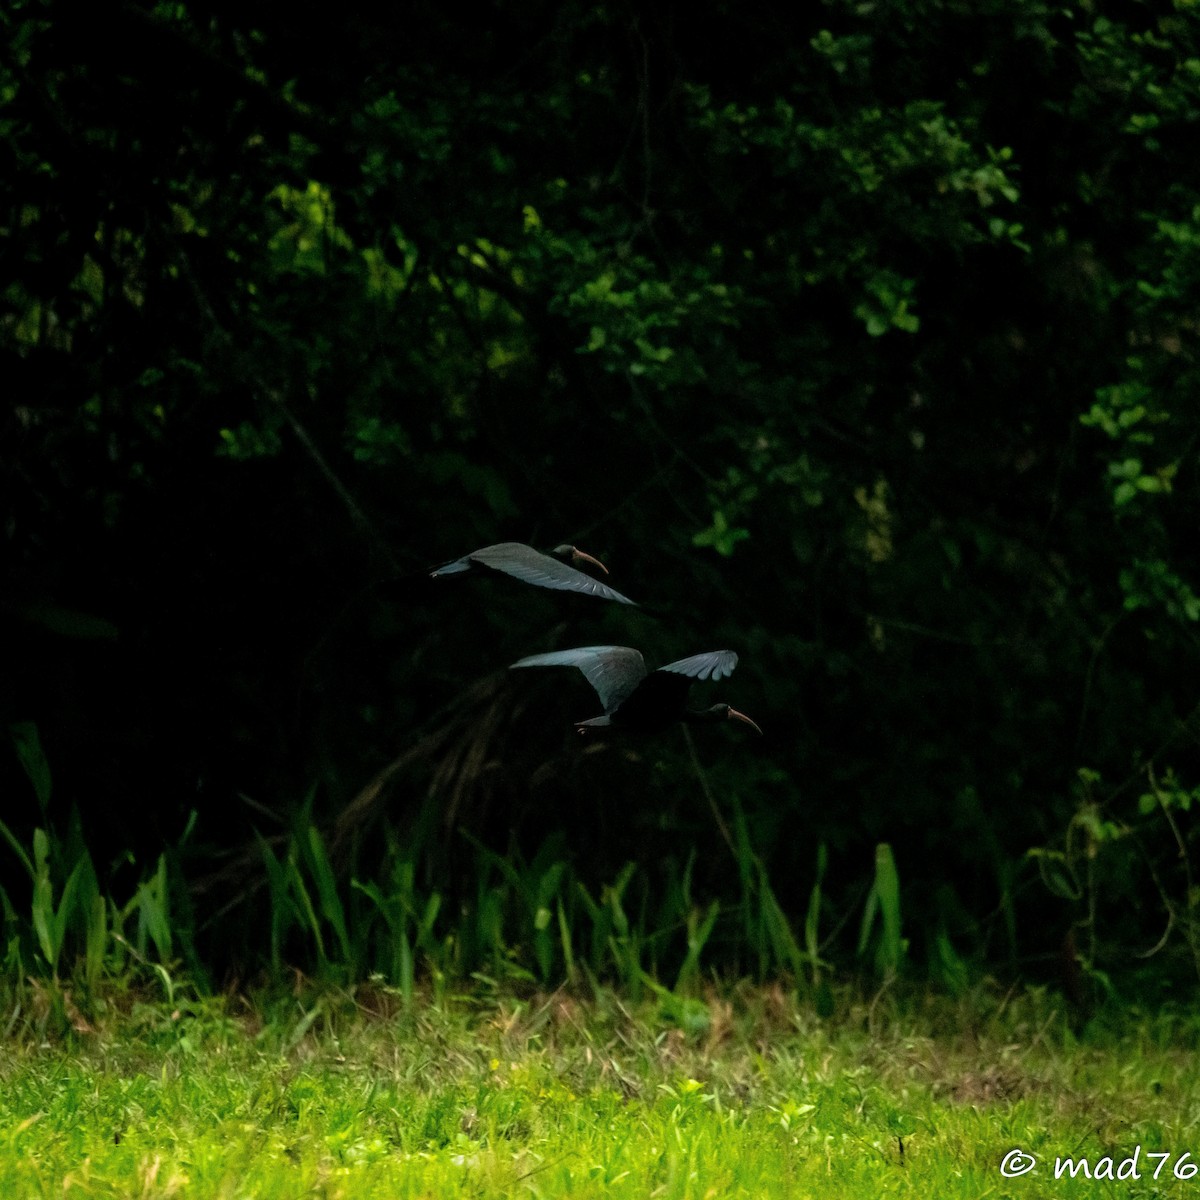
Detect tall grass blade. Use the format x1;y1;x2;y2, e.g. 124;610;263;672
286;857;326;963
873;843;903;974
1;883;24;977
84;890;107;992
533;861;566;982
302;825;350;964
932;927;969;995
9;722;52;816
858;843;904;976
675;900;719;993
71;852;104;989
557;898;576;983
729;796;808;980
135;854;174;963
804;842;828;985
603;866;644;996
758;863;806;979
258;835;293;972
0;818;34;881
32;836;86;976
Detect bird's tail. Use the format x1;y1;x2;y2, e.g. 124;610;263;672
428;561;471;578
575;716;612;737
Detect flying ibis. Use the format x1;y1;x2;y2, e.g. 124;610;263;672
511;645;762;736
431;543;636;606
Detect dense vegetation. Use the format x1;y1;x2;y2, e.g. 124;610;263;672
4;0;1200;1002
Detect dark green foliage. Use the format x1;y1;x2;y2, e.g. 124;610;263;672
4;0;1200;992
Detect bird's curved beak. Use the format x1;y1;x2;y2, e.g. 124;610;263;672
570;547;610;575
726;707;763;736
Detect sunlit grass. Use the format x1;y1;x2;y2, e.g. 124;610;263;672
2;981;1199;1197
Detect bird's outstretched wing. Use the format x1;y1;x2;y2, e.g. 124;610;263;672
656;650;739;682
604;649;739;728
510;645;647;713
469;543;637;605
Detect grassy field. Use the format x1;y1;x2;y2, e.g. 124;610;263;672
2;980;1198;1198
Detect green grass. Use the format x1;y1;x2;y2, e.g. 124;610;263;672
2;981;1199;1198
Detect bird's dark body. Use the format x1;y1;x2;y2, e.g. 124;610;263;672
601;673;695;734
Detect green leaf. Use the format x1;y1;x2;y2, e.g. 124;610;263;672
692;510;751;556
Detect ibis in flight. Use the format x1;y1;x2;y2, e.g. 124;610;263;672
511;646;762;736
431;543;636;606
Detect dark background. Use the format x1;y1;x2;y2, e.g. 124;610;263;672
4;0;1200;995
